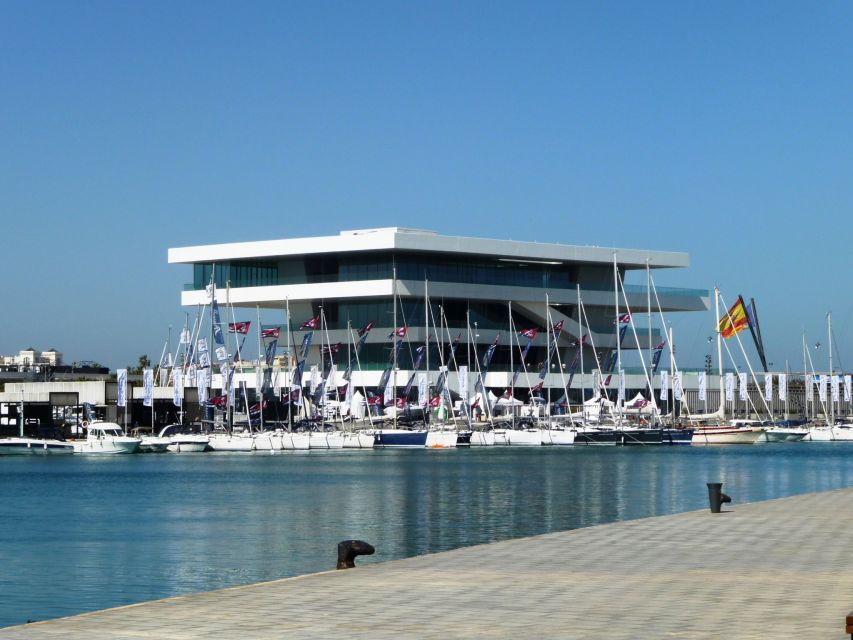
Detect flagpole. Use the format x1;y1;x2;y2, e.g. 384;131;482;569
257;305;263;432
715;288;725;421
613;254;622;427
509;301;514;430
577;284;584;421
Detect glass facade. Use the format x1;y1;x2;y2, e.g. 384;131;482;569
192;251;578;291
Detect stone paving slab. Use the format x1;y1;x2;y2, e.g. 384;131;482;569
3;488;853;638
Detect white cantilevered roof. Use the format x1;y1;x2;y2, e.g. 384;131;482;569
168;227;689;270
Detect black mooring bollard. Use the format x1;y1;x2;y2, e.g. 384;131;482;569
337;539;375;569
707;482;732;513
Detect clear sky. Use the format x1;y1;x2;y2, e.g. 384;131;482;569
2;1;852;372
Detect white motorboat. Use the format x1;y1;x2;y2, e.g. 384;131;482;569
0;437;74;455
72;422;141;454
138;435;171;453
156;424;209;452
691;425;763;445
805;424;853;442
759;426;808;443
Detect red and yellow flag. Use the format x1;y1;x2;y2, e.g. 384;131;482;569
718;299;749;339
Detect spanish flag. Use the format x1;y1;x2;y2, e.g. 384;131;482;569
718;299;749;339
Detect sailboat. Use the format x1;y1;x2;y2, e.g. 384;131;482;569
804;314;853;442
690;290;763;445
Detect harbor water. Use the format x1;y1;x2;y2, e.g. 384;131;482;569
3;444;853;628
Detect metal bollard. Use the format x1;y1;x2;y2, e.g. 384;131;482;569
706;482;732;513
336;539;375;569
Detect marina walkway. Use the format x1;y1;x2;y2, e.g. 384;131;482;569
3;487;853;639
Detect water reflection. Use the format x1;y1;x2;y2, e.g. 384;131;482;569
2;444;853;627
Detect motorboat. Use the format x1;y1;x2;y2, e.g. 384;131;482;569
72;422;141;454
691;424;763;445
158;424;209;452
0;436;74;455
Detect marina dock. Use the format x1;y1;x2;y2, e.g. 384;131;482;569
3;487;852;639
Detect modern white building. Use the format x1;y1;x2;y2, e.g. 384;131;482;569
169;228;709;400
0;348;63;369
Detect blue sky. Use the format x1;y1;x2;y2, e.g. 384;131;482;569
2;1;852;371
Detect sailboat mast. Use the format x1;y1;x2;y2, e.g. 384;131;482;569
392;263;397;430
509;300;514;430
829;313;834;426
613;254;622;426
715;288;725;418
257;305;263;430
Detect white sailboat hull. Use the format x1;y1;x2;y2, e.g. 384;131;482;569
342;432;376;448
426;430;457;448
541;428;576;445
506;428;544;446
470;430;496;446
308;431;345;449
207;434;255;452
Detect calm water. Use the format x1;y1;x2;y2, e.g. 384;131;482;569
3;443;853;627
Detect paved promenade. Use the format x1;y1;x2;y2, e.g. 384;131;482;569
3;488;853;639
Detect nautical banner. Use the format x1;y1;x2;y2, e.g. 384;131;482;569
805;375;813;403
383;372;394;406
159;368;169;387
651;342;665;373
417;373;428;408
180;328;191;344
697;371;706;402
215;346;228;364
738;372;748;401
173;371;182;407
673;371;682;401
832;375;840;402
300;332;314;360
765;374;773;403
197;368;208;404
659;371;668;401
343;379;353;414
718;299;749;339
187;364;197;387
291;360;304;392
459;365;469;404
725;373;734;402
199;350;211;369
143;368;154;407
845;375;852;403
778;373;787;401
309;366;319;393
212;300;225;346
818;375;827;402
256;366;263;392
220;365;229;397
618;369;625;402
197;338;208;353
117;369;127;407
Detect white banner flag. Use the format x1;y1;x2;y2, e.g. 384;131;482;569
343;380;353;414
673;371;682;401
818;375;827;402
806;375;813;403
778;373;787;401
618;369;625;402
383;373;394;405
738;372;748;401
309;366;319;393
256;366;264;392
173;371;182;407
197;338;208;353
832;375;840;402
725;373;734;402
199;351;211;368
143;368;154;407
417;373;428;408
180;328;191;344
764;374;773;403
459;366;469;403
197;368;208;405
845;375;852;403
187;364;197;387
659;371;668;401
697;372;706;402
116;368;127;408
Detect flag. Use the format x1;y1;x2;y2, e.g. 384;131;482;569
778;373;787;401
660;370;669;401
357;320;376;337
301;316;319;330
618;369;625;402
718;299;749;339
519;327;538;339
618;313;631;323
172;371;182;407
832;375;840;403
417;373;428;408
530;381;544;394
212;299;225;346
262;327;281;339
697;371;706;402
845;375;852;403
651;341;666;373
459;365;469;404
207;394;227;408
429;395;441;408
321;343;341;355
725;373;734;402
388;326;407;339
673;371;682;401
739;372;748;401
228;322;251;334
117;369;127;407
501;389;511;399
197;369;208;404
143;368;154;407
765;374;773;402
299;332;313;359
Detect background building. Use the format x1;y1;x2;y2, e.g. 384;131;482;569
169;228;709;397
